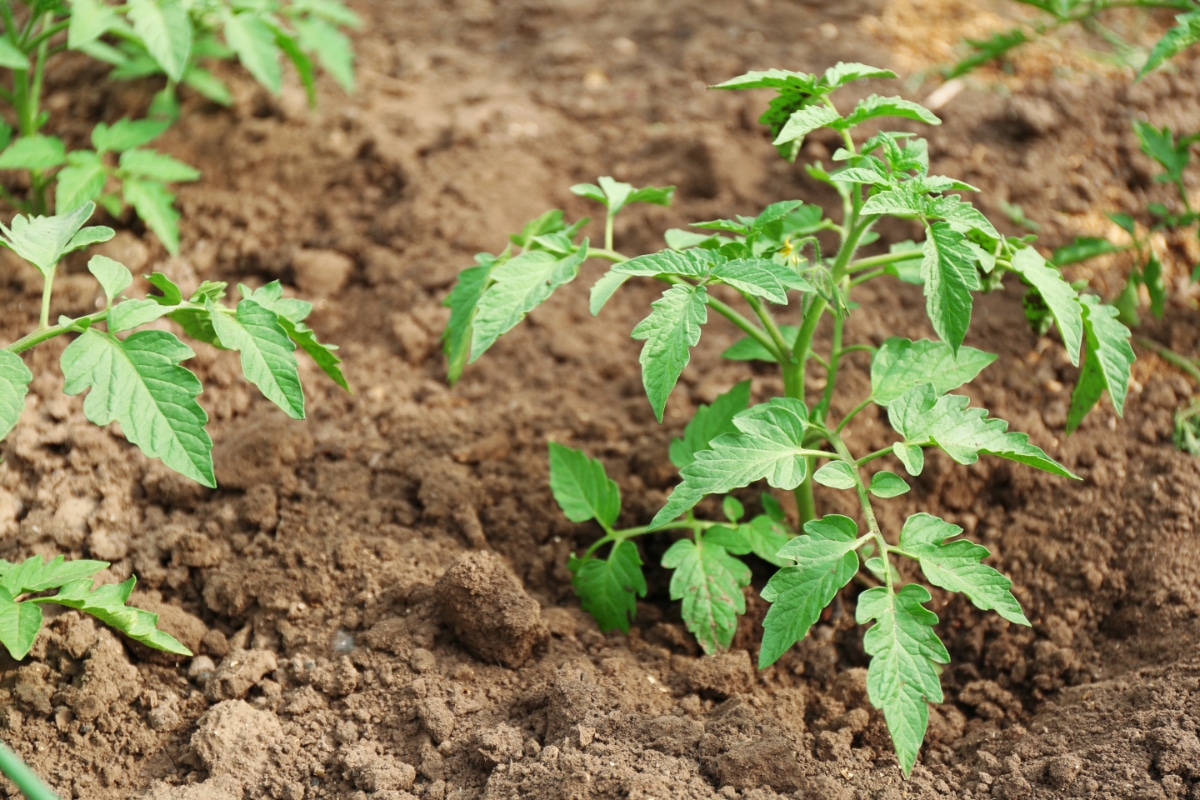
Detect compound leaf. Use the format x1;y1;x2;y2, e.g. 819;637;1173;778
0;351;32;442
759;514;859;667
56;151;108;212
897;513;1029;626
1140;10;1200;78
247;283;348;390
652;398;810;528
223;10;282;94
615;248;719;280
663;537;751;654
127;0;192;82
548;442;620;529
669;380;752;469
773;105;841;151
60;328;214;487
889;385;1077;479
44;576;191;655
118;149;201;183
470;245;588;363
858;584;950;776
0;555;108;596
921;221;979;351
632;283;708;422
0;203;106;277
294;16;355;92
208;299;304;420
68;0;122;49
568;541;646;633
1008;248;1083;364
870;337;996;405
1067;295;1134;433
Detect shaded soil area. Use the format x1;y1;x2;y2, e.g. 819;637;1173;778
2;1;1200;798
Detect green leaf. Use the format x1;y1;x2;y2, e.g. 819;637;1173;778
442;256;500;383
60;328;215;487
469;245;588;363
118;149;200;183
759;514;859;667
274;29;316;105
43;576;191;655
889;384;1077;479
721;325;801;363
651;398;810;528
56;150;108;212
294;16;355;93
0;351;32;443
581;176;675;216
897;513;1029;626
870;471;910;498
548;442;620;529
921;222;979;351
68;0;122;49
1139;11;1200;78
947;29;1028;78
870;337;996;405
892;442;924;477
711;68;819;92
568;541;646;634
739;513;793;567
615;247;719;280
1052;236;1125;265
822;62;895;87
662;536;751;654
632;283;708;423
127;0;193;82
772;105;841;151
813;460;856;490
88;255;133;304
0;555;109;596
92;118;171;153
1145;253;1165;319
669;380;751;469
843;95;940;128
0;135;66;170
722;495;744;523
0;203;106;277
0;590;43;660
1066;295;1135;433
0;38;28;70
122;177;182;255
1008;248;1083;364
208;299;304;419
273;313;347;390
858;584;950;776
109;298;173;332
223;10;282;94
183;66;234;106
1133;120;1191;184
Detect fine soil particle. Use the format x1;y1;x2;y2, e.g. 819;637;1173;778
1;0;1200;798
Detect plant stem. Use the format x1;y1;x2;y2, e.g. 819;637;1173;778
37;266;54;330
829;432;891;590
836;396;873;435
604;213;615;252
846;248;923;273
813;311;844;425
744;294;792;360
0;738;60;800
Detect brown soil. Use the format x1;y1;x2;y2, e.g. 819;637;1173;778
3;1;1200;798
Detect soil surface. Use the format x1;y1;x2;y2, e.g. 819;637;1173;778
3;1;1200;798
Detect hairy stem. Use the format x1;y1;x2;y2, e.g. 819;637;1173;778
829;432;890;592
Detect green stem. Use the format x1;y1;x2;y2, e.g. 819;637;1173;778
849;268;887;288
836;396;873;435
604;213;615;252
0;739;61;800
829;432;890;591
588;246;629;263
846;248;923;273
856;446;896;467
37;266;55;330
813;311;844;425
744;294;792;360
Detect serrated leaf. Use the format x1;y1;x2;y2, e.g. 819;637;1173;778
0;135;66;170
663;537;751;654
0;351;31;443
1067;295;1135;433
118;149;200;183
588;269;631;315
924;194;998;238
616;247;720;280
294;16;355;93
813;460;856;490
469;245;588;363
56;151;108;212
1140;11;1200;78
0;555;108;596
870;471;910;498
548;442;620;529
711;68;818;92
0;589;43;660
60;328;214;486
43;576;191;655
1008;248;1083;364
223;10;282;94
843;95;940;128
123;177;182;255
208;299;304;419
92;118;171;153
68;0;122;49
721;325;801;363
709;259;790;304
651;398;810;528
822;62;896;87
870;337;996;405
275;314;347;390
88;255;133;304
889;384;1077;478
760;514;859;667
892;442;924;476
669;380;752;469
922;222;979;351
0;203;102;276
568;541;646;634
442;256;499;383
1052;236;1125;265
858;584;949;775
897;513;1029;626
632;283;708;423
772;105;841;150
127;0;192;82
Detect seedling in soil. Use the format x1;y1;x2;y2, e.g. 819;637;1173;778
0;0;358;252
443;64;1134;774
0;203;346;656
